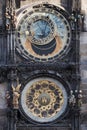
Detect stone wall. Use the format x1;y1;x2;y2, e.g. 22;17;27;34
80;0;87;129
80;32;87;130
0;83;7;130
0;0;87;130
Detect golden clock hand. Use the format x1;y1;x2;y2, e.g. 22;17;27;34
44;22;48;34
37;23;43;33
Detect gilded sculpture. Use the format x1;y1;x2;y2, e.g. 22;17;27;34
12;84;21;109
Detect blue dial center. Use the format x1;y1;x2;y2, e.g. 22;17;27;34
31;20;51;39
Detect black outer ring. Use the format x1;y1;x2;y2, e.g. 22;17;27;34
19;70;71;125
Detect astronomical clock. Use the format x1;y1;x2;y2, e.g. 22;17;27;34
16;4;71;62
1;0;82;130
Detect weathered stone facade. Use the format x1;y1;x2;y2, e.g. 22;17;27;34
80;32;87;130
80;1;87;129
0;0;87;130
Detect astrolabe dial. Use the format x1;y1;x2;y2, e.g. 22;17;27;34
20;77;68;123
27;15;55;45
16;4;71;61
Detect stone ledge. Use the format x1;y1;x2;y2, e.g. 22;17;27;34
17;127;71;130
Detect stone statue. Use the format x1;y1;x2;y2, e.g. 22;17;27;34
69;90;76;106
12;84;21;109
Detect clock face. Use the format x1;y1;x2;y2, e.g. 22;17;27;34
20;77;68;123
16;4;71;62
26;15;55;45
